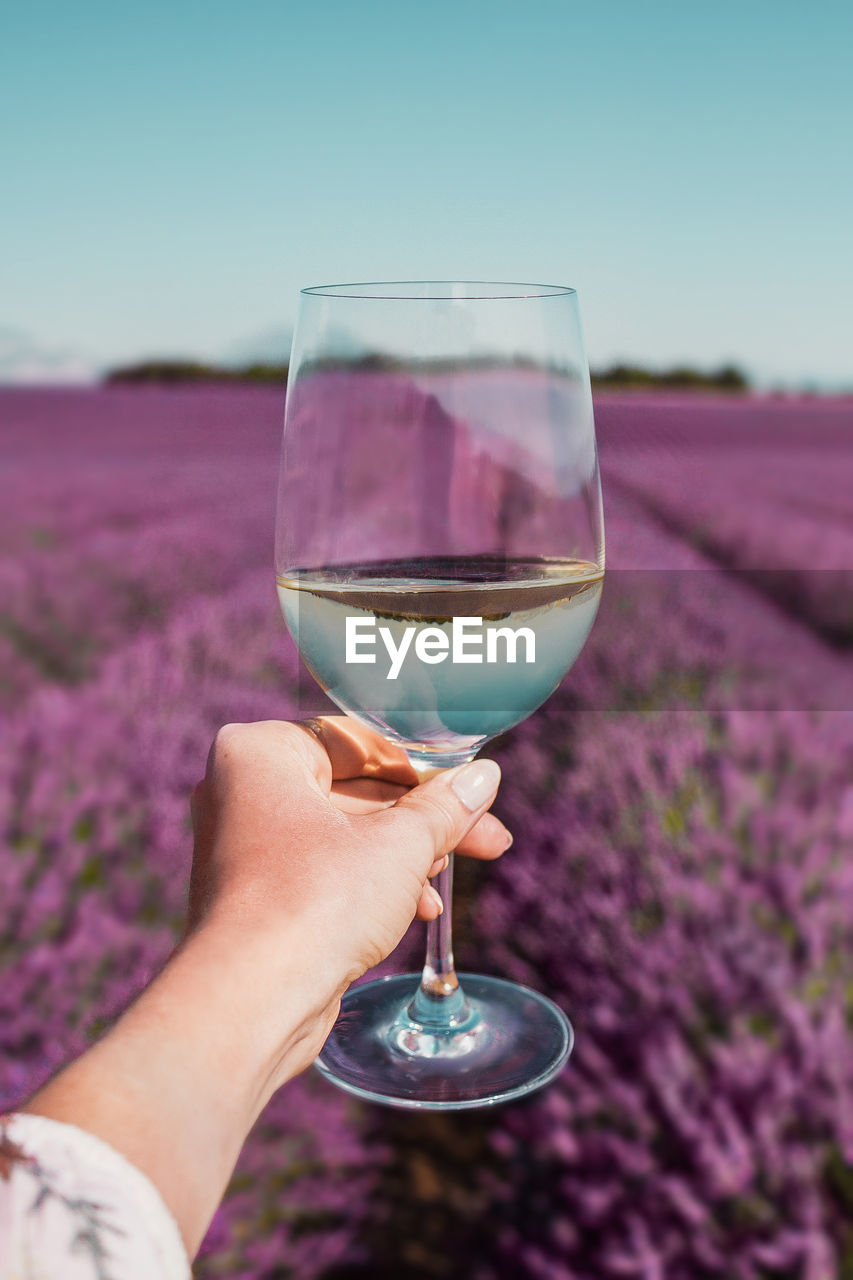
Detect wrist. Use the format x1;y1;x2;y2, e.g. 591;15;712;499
174;912;348;1104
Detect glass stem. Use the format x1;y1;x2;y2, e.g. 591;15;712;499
423;854;458;994
408;852;470;1028
404;754;477;1032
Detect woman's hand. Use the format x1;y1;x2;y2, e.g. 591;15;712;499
23;716;509;1258
188;716;510;991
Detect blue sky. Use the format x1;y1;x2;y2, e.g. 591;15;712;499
2;0;851;387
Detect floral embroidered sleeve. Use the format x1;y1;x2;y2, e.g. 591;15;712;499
0;1113;190;1280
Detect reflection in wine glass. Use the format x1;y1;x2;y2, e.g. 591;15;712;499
276;282;604;1108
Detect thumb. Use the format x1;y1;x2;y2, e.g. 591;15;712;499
369;758;502;872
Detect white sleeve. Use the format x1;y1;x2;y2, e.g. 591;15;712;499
0;1113;190;1280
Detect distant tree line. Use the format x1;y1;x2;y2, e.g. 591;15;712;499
105;360;290;386
591;362;748;392
104;358;749;393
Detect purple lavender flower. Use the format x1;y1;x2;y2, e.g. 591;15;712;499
1;386;850;1278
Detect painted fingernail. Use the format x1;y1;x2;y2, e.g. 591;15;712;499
428;885;444;913
451;759;501;811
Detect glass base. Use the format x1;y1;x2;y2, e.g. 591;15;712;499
315;972;573;1110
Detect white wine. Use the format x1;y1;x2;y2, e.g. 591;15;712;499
277;557;603;759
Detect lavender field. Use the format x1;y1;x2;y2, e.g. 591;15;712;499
1;386;852;1280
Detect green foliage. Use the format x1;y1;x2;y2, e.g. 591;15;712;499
104;355;748;392
592;361;749;392
104;360;289;386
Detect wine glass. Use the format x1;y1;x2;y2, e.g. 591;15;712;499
275;281;604;1109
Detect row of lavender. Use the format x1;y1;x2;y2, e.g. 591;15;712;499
1;389;851;1279
597;395;853;646
0;388;281;708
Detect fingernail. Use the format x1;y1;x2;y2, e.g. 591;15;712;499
428;885;444;913
503;829;513;849
451;759;501;811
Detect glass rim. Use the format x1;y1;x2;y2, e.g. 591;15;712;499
300;280;577;301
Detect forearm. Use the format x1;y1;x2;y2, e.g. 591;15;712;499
22;917;343;1257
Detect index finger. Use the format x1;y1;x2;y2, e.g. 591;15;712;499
295;716;420;787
